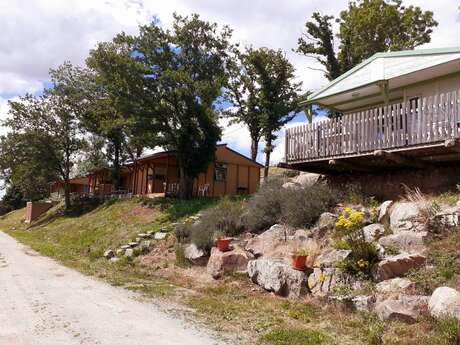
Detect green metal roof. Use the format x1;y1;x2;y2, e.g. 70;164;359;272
304;47;460;105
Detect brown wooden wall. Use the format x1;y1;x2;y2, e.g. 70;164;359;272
125;146;261;197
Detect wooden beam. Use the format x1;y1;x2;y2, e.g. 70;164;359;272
373;150;428;169
328;159;372;172
444;139;460;153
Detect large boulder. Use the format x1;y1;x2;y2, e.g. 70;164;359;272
373;253;426;281
207;246;254;279
247;258;309;297
245;224;296;258
291;173;320;187
184;243;208;266
363;223;385;243
316;212;337;230
314;249;351;268
378;231;427;254
282;181;302;190
378;200;394;225
390;202;420;232
375;295;428;323
376;278;414;293
428;287;460;319
307;267;346;297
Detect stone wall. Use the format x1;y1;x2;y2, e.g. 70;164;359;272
326;163;460;200
25;201;56;223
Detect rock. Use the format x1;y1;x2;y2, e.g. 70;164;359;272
120;244;131;250
352;295;376;313
314;249;351;268
140;240;151;252
128;242;139;248
429;208;460;233
245;224;295;258
124;248;135;258
282;181;302;190
247;258;309;297
375;295;428;323
138;233;149;239
390;202;419;232
207;246;254;279
307;267;345;297
291;173;320;187
293;229;309;240
378;231;427;254
316;212;337;230
428;287;460;319
363;223;385;242
184;243;208;265
109;257;120;263
376;278;414;293
103;249;114;259
378;200;394;225
116;248;125;256
376;243;386;260
373;253;426;281
154;232;168;240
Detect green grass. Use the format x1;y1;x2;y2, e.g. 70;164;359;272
259;329;329;345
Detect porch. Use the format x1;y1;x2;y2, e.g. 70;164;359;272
285;90;460;173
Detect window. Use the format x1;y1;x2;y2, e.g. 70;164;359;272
214;162;227;182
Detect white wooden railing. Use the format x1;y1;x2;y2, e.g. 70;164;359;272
286;90;460;162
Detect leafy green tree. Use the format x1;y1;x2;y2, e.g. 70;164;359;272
106;14;232;199
224;48;264;161
297;0;438;80
1;185;26;212
73;135;109;177
246;48;301;178
5;86;85;210
0;132;58;202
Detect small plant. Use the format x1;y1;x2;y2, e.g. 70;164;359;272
437;317;460;345
259;328;328;345
174;243;189;268
174;223;192;243
335;208;379;277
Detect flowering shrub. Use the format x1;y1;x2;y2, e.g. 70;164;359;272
335;208;378;278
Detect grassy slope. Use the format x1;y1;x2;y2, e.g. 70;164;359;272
0;197;459;345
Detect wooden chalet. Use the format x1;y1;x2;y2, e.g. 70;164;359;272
283;47;460;174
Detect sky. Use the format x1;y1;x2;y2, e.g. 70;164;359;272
0;0;460;164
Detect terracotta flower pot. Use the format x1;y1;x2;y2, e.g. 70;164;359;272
291;255;307;271
216;238;232;252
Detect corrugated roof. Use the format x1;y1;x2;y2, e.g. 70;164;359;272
305;47;460;104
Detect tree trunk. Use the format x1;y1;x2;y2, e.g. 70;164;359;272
112;138;121;190
179;166;194;200
250;137;258;161
263;138;272;178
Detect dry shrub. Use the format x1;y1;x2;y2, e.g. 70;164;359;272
244;178;337;232
402;185;441;221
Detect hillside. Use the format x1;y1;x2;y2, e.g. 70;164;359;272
1;187;460;345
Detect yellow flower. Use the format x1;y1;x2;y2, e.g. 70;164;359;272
357;259;369;269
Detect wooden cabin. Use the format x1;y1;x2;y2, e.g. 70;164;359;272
84;144;262;197
284;47;460;174
50;177;89;198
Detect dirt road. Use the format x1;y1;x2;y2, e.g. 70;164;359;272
0;231;221;345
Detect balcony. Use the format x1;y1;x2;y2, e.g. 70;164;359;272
285;90;460;172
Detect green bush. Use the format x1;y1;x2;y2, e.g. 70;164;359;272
244;178;284;232
174;223;192;244
244;179;337;231
190;198;245;252
279;183;336;228
190;223;214;253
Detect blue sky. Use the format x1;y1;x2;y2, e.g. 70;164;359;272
0;0;459;163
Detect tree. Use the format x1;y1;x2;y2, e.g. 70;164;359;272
73;135;109;177
247;48;301;178
106;14;232;199
224;48;264;161
5;85;85;210
0;131;58;202
297;0;438;81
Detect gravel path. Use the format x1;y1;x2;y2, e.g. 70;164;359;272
0;231;221;345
